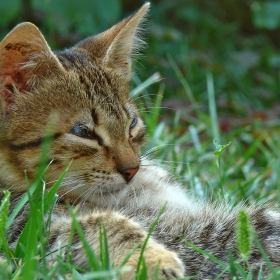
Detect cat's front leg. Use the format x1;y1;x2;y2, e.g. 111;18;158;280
49;210;184;279
122;238;185;279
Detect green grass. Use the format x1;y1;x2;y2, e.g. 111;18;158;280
1;1;280;278
0;72;279;279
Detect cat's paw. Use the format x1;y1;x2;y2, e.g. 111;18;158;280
122;242;184;279
145;245;184;279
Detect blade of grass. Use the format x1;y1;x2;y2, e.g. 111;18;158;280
99;222;110;271
83;269;121;279
234;262;250;279
181;238;228;270
7;120;58;231
136;203;167;279
0;191;11;263
119;242;141;268
189;125;202;154
228;251;238;279
6;168;47;229
137;257;147;280
43;162;71;213
14;162;70;258
253;233;278;279
146;83;165;136
131;72;161;97
207;72;220;142
68;207;102;273
167;53;198;113
257;266;265;280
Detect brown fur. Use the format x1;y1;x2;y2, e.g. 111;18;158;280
0;3;280;279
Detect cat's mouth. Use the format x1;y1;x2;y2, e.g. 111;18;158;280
90;175;138;199
56;169;139;203
99;185;125;195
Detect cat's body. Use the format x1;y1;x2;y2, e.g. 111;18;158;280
0;3;280;279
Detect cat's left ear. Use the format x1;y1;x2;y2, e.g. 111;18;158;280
75;3;150;78
0;22;64;114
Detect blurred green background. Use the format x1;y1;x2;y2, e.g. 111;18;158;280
1;0;280;131
1;0;280;202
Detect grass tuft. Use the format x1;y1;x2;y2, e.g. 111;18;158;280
0;72;279;279
237;210;252;261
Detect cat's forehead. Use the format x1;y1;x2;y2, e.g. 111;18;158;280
55;49;94;71
56;50;128;101
53;49;136;125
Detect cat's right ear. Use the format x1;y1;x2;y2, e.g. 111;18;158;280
0;22;64;114
74;3;150;79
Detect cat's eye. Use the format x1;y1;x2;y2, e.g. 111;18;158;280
70;125;104;145
70;126;91;138
130;117;137;129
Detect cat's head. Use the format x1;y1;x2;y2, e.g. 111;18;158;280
0;3;150;203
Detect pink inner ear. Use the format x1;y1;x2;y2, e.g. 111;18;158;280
0;49;29;114
2;71;27;92
0;49;28;89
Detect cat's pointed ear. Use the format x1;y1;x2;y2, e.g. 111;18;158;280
75;3;150;78
0;22;63;114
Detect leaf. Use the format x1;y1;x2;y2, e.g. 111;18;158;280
251;2;280;30
213;140;231;156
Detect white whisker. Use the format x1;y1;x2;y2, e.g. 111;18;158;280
57;183;84;202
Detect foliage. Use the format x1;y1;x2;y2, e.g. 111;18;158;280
252;1;280;30
1;0;280;279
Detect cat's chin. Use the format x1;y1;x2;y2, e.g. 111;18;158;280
87;185;128;207
93;183;127;196
56;170;145;207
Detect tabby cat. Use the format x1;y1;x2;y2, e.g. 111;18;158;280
0;3;280;279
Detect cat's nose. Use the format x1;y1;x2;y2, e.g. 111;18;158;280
118;166;139;182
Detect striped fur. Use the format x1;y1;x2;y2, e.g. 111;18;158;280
0;3;280;279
